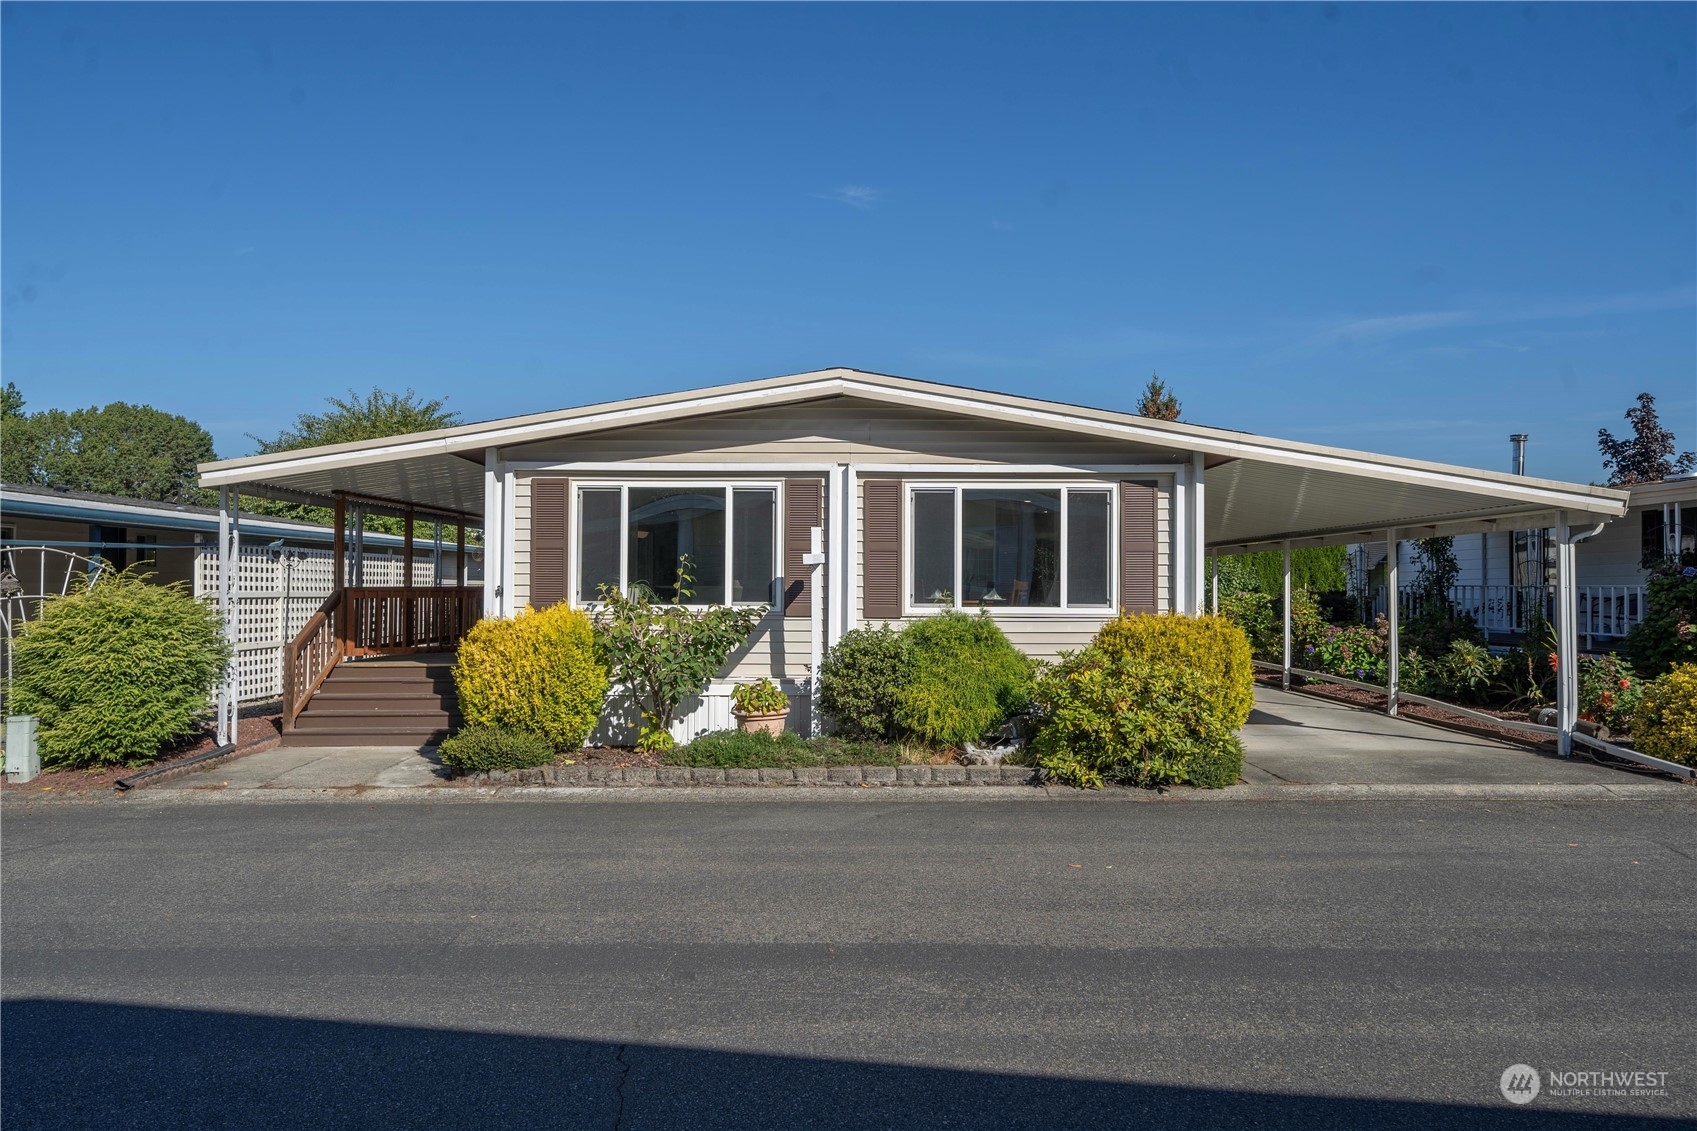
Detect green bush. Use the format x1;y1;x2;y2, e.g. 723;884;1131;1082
438;726;555;772
1311;620;1388;683
818;624;914;740
1430;639;1502;705
1219;588;1326;663
8;570;231;769
1030;614;1254;790
454;603;608;751
1630;664;1697;766
894;611;1035;747
663;729;901;768
1215;547;1347;598
1624;562;1697;678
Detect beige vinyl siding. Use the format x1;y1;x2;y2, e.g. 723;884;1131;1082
852;476;1173;664
509;472;532;610
504;398;1179;466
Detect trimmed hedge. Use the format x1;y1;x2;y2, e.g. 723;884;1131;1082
438;726;555;772
8;570;230;769
1631;664;1697;767
1031;613;1254;790
454;604;608;751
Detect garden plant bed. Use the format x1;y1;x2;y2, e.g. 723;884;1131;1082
463;762;1038;787
2;702;283;796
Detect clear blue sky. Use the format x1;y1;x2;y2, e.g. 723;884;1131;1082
4;2;1693;482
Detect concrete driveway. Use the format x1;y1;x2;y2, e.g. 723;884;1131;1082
1240;686;1640;786
156;746;449;791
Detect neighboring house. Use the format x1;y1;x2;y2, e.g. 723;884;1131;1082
197;368;1627;752
0;482;480;701
1350;474;1695;644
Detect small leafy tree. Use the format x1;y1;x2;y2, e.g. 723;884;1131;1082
1597;392;1695;486
9;569;231;768
1135;373;1181;421
593;556;767;750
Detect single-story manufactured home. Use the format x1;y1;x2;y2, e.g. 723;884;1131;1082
197;367;1631;758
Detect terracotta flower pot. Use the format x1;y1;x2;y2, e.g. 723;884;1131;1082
735;709;790;737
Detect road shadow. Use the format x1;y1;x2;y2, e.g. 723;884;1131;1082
1;999;1679;1130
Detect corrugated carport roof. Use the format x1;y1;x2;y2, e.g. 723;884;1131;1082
199;367;1628;540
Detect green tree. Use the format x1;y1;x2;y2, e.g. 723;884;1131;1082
250;386;460;453
1598;392;1695;486
242;387;461;527
2;399;215;503
1215;547;1348;596
1;381;24;420
1135;373;1181;421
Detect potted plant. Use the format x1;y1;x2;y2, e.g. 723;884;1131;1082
731;678;790;736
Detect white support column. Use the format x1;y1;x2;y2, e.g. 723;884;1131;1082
1189;453;1206;616
844;464;860;635
216;487;240;746
1555;513;1578;758
483;448;505;618
827;464;847;651
1281;539;1292;691
1210;553;1219;615
1385;529;1400;716
1171;466;1188;614
501;466;517;613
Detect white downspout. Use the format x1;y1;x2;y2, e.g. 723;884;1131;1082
803;526;826;736
1555;514;1608;758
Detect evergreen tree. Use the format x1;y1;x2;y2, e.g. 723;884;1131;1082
1136;373;1181;421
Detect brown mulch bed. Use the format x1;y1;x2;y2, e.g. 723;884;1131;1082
1;703;283;797
1258;673;1557;752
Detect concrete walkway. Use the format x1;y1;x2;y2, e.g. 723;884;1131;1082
1241;686;1641;786
140;686;1685;798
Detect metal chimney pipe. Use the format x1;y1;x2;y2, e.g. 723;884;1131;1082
1509;434;1528;476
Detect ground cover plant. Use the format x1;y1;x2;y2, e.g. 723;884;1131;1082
8;569;231;769
437;726;556;772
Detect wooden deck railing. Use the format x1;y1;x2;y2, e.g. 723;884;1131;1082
282;586;483;730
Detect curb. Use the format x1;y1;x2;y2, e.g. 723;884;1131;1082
464;763;1034;788
10;780;1689;807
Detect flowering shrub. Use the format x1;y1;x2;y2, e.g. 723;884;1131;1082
1631;663;1697;767
1577;654;1643;734
1220;588;1326;662
1624;559;1697;678
1312;619;1388;684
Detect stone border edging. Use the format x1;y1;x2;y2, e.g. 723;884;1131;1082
467;763;1036;787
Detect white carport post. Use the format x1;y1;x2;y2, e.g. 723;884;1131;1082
1210;553;1219;615
1280;540;1292;691
803;526;827;736
483;448;505;618
1190;453;1207;615
1385;529;1400;716
216;487;240;746
1555;513;1577;757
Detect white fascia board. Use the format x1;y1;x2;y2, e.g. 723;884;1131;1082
199;372;1627;519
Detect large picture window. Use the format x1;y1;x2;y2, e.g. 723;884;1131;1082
575;484;777;606
908;485;1114;611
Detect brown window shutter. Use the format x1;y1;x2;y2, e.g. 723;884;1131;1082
863;479;902;620
530;477;570;610
783;478;824;617
1119;480;1158;614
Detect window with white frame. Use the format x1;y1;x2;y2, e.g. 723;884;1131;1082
909;485;1113;611
576;484;777;606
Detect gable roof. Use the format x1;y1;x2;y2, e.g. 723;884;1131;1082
198;367;1629;549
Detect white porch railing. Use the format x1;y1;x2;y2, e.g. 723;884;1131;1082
1371;584;1646;641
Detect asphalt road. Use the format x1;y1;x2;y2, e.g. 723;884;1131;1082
4;796;1694;1130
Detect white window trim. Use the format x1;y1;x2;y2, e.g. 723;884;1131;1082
901;481;1120;618
570;479;781;608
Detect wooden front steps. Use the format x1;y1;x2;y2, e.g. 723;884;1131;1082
283;653;460;748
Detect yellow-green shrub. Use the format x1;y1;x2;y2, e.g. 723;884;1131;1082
454;605;608;751
1631;663;1697;767
1092;613;1255;729
1030;613;1254;790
